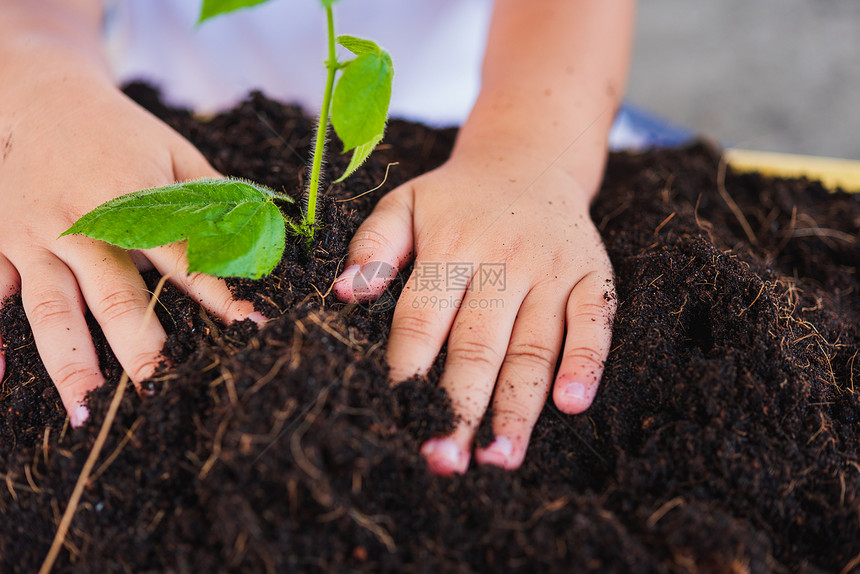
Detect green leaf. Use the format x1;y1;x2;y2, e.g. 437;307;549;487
319;0;341;7
199;0;273;23
335;134;382;182
337;35;381;56
331;50;394;153
62;178;290;279
185;200;286;278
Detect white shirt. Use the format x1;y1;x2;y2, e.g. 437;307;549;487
104;0;493;126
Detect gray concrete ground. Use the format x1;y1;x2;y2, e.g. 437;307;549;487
627;0;860;159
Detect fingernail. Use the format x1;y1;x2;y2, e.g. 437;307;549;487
70;404;90;428
336;264;361;283
334;265;361;301
421;438;469;475
477;436;514;468
247;311;269;326
562;382;588;400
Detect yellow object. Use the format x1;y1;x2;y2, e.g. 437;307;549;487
724;149;860;193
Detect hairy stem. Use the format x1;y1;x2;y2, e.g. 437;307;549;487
305;4;337;232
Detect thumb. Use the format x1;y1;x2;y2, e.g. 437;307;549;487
333;187;415;302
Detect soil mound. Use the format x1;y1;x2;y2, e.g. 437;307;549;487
1;86;858;573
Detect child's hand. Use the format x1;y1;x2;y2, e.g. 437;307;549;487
334;147;616;473
331;0;632;473
0;52;261;426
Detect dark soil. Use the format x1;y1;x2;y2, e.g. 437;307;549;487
1;84;859;573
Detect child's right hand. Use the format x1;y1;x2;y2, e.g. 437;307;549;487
0;8;262;426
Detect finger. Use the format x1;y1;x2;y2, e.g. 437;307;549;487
474;284;565;469
384;256;473;381
128;249;155;273
0;254;19;298
421;288;523;475
59;239;168;384
140;141;262;326
144;243;265;325
0;254;21;382
150;141;263;324
333;188;414;302
553;271;617;414
17;253;103;427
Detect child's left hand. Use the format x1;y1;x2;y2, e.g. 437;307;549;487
333;144;616;474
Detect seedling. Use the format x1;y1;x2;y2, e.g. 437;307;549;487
63;0;393;278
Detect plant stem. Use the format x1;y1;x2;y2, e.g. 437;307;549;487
305;4;337;233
